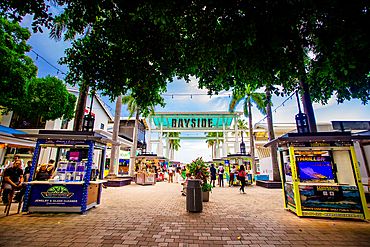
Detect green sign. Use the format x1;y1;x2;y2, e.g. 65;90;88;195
41;186;74;199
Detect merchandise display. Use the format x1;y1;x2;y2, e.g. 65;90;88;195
16;130;116;214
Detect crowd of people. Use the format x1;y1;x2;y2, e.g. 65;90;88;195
162;163;250;196
0;156;55;205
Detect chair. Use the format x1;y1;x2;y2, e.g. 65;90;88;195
1;189;23;216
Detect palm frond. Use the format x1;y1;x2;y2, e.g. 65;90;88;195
229;93;244;112
252;93;267;115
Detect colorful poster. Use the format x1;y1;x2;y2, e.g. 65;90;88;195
299;185;363;213
285;183;296;208
29;184;83;207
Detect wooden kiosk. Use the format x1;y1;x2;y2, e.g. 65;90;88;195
16;130;115;213
135;154;165;185
265;132;370;220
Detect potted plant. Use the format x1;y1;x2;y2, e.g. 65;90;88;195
187;157;212;201
201;183;213;202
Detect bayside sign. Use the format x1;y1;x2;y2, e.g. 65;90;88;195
172;118;213;128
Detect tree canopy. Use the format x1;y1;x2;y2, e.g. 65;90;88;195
0;16;77;122
4;75;77;121
0;16;37;108
2;1;370;121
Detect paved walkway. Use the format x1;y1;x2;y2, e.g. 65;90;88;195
1;182;370;247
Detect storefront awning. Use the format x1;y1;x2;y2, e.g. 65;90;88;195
0;125;36;148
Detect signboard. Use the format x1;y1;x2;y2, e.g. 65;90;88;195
105;150;139;159
171;118;214;128
39;140;91;146
299;185;363;213
29;184;82;207
289;141;352;147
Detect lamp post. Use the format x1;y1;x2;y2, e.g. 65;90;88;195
82;91;95;132
295;91;310;134
240;130;246;154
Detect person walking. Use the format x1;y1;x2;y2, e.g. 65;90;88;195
168;165;174;183
218;164;224;187
238;165;247;194
229;165;236;186
210;164;216;187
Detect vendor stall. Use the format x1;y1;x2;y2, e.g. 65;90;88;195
222;154;253;185
265;132;370;220
15;130;117;213
135;154;166;185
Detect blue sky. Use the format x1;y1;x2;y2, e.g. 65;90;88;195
20;15;370;163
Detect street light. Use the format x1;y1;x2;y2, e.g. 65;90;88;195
240;130;246;154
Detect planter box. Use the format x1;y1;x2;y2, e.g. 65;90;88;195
202;191;210;202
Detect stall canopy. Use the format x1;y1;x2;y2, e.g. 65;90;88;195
0;125;36;148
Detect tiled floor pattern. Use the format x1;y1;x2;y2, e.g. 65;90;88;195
1;182;369;247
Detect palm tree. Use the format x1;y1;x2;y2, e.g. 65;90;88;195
162;132;181;160
205;132;224;160
122;94;154;177
105;94;122;179
229;85;267;176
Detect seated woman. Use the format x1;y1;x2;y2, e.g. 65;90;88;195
35;163;54;181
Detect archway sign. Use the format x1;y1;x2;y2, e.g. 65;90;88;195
147;112;243;159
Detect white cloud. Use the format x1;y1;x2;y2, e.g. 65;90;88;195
313;95;337;110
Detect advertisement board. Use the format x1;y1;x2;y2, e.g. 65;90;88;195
299;185;363;213
29;184;83;207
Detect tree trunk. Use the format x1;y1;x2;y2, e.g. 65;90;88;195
248;97;256;176
129;107;140;177
266;90;280;182
73;83;89;131
105;94;122;179
213;143;216;160
299;76;317;133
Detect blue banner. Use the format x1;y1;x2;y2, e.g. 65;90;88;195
29;184;83;207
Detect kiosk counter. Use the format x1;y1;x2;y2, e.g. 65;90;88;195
265;132;370;220
15;130;117;213
221;154;253;185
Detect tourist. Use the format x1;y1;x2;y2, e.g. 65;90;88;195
168;165;174;183
218;164;225;187
210;164;216;187
35;163;54;181
23;161;32;182
238;165;247;194
229;165;236;186
1;161;25;204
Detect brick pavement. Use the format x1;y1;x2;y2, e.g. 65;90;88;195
1;182;370;247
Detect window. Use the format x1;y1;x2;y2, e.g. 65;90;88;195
61;119;69;129
100;123;104;130
10;113;46;129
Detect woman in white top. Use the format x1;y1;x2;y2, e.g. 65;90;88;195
229;165;236;186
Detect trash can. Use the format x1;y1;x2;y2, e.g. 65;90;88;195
186;179;203;212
